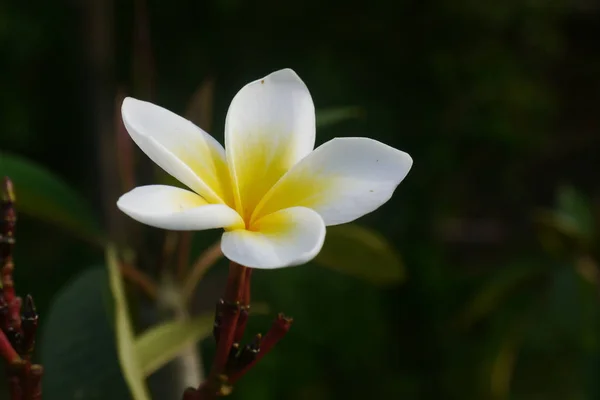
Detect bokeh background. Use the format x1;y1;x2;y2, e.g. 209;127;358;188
2;0;600;399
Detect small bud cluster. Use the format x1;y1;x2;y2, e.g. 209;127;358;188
0;177;43;400
184;265;293;399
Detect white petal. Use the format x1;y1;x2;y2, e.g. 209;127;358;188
224;69;316;221
122;97;234;205
117;185;243;231
253;137;413;225
221;207;325;269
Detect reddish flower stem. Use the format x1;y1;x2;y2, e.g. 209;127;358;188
184;261;292;399
210;262;246;377
223;262;246;304
24;365;43;400
1;178;43;400
1;177;21;335
242;268;252;306
228;314;292;384
0;330;20;363
234;269;252;343
8;369;22;400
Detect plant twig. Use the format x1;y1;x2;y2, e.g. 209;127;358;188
160;231;179;272
115;88;135;193
181;241;223;304
120;262;158;299
176;232;193;280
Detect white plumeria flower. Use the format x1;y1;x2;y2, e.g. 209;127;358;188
117;69;412;269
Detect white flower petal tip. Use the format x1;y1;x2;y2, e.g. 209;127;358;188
257;68;304;85
253;137;413;226
116;185;243;231
221;207;326;269
121;97;232;205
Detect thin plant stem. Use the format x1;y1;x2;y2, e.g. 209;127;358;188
181;241;223;304
120;263;158;299
176;232;193;280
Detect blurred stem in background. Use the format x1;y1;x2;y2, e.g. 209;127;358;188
84;0;209;393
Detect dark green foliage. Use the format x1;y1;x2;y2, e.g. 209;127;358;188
2;0;600;399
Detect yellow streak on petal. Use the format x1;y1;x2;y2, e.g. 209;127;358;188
229;128;296;223
174;144;234;208
249;208;291;234
170;189;210;210
251;169;335;224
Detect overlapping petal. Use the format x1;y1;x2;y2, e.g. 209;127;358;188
117;185;243;231
221;207;325;269
225;69;316;221
122;98;233;205
252;137;413;226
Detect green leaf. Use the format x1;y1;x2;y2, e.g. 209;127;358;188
106;244;152;400
458;262;545;329
533;186;594;246
40;267;130;400
556;186;594;241
316;106;363;128
313;223;405;285
0;152;103;243
135;315;213;377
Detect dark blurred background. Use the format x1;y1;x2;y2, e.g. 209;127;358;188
1;0;600;399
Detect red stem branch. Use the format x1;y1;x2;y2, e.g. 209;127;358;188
1;177;43;400
228;314;292;384
1;178;21;334
0;330;19;363
183;261;291;399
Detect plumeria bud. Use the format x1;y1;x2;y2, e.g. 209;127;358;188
213;299;224;343
211;299;241;374
1;177;15;203
227;342;240;365
22;295;36;319
0;292;8;328
5;327;21;352
235;333;261;369
228;314;292;384
28;364;43;400
213;299;241;345
1;177;16;249
21;294;38;356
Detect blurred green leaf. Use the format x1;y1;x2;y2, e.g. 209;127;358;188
135;315;213;377
313;223;404;285
41;267;130;400
459;262;545;328
316;106;363;128
490;336;519;400
534;186;594;245
556;186;594;241
0;152;103;243
106;244;152;400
